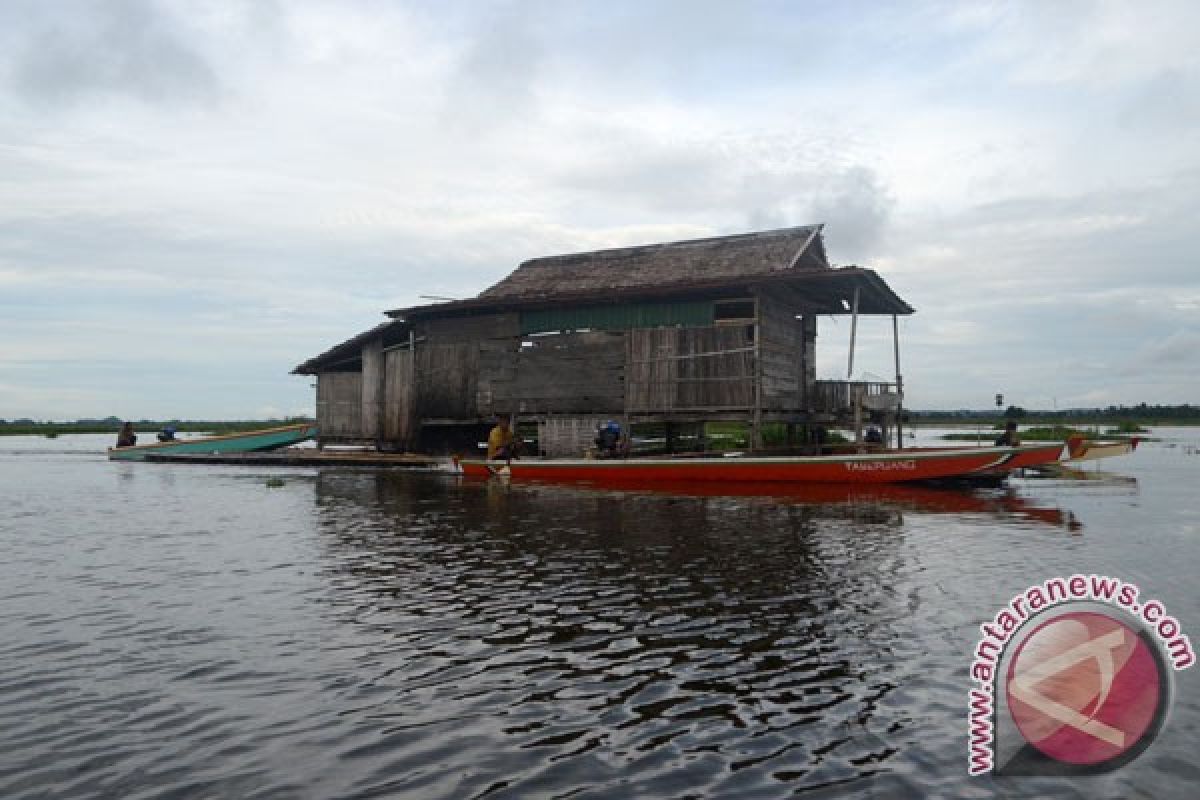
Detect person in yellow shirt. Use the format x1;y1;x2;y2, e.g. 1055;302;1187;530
487;415;518;461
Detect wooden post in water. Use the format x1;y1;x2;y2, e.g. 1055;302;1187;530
893;314;904;450
408;328;416;452
846;286;860;381
751;297;763;451
853;384;864;451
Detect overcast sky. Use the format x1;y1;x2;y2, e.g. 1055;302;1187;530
2;0;1197;419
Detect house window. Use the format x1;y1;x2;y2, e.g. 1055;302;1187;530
714;299;756;323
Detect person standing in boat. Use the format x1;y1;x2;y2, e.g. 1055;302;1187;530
116;422;137;448
157;426;177;442
994;420;1021;447
487;415;519;461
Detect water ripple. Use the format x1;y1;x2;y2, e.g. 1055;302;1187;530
3;436;1199;798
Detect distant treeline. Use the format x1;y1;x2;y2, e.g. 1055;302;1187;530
910;404;1199;425
0;417;314;436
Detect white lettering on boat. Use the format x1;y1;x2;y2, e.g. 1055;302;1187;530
844;460;918;471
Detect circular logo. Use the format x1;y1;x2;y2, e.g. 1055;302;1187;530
1005;610;1167;766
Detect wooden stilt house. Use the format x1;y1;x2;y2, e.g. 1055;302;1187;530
292;225;914;455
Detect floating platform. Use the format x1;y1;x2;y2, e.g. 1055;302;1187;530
142;449;443;468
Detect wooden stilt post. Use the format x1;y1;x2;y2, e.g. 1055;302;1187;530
893;314;904;450
847;286;860;381
752;296;763;451
853;385;864;452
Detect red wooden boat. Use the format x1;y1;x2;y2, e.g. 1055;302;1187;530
456;441;1066;485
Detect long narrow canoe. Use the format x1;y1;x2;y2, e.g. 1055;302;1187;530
1065;437;1140;463
457;441;1066;485
107;423;319;462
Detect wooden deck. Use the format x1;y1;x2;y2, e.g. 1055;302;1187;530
142;449;443;468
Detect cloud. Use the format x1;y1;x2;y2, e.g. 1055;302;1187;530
931;0;1200;90
4;0;219;108
1121;330;1200;375
0;1;1198;416
443;2;545;132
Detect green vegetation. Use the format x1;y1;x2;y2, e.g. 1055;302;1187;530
702;422;848;451
1106;421;1150;434
940;425;1104;442
912;403;1200;427
0;417;314;436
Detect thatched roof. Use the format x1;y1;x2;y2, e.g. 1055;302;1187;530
478;224;828;301
296;224;914;373
388;224;910;320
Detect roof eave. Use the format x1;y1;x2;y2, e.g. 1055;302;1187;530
387;266;913;320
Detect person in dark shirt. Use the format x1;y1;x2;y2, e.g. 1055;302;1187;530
116;422;137;448
595;420;623;458
994;420;1021;447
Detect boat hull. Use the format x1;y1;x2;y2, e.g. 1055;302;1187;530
107;423;319;461
458;442;1065;485
1065;437;1139;463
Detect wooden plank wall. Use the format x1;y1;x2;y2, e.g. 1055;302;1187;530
801;315;817;407
476;340;516;418
486;331;625;414
316;372;362;437
383;348;414;442
626;326;753;412
420;313;519;421
756;293;802;410
538;416;610;457
361;339;384;440
416;342;479;419
419;313;520;344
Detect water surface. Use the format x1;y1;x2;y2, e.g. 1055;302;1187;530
2;430;1198;798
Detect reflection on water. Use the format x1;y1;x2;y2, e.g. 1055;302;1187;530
315;472;916;796
2;430;1198;798
306;471;1088;797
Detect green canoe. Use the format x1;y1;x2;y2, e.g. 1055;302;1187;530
107;423;319;461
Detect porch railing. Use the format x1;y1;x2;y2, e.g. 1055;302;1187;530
811;380;901;414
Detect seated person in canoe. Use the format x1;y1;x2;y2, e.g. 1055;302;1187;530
487;415;520;461
116;422;137;448
994;420;1021;447
594;420;627;459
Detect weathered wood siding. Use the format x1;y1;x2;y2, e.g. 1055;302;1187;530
415;313;518;420
757;293;802;410
476;340;516;418
361;339;384;440
481;331;625;414
538;416;611;458
383;348;415;443
417;313;520;344
801;315;817;407
626;326;753;412
416;342;479;419
316;372;362;437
